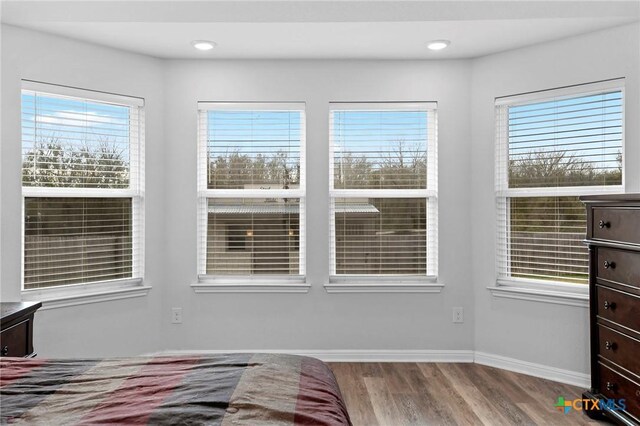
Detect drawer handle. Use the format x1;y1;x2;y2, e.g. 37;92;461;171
603;260;616;269
605;341;616;350
599;220;611;229
603;300;616;310
606;381;616;392
1;346;7;356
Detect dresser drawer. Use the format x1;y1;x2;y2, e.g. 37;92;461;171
0;319;29;357
597;247;640;289
592;207;640;245
596;286;640;332
598;363;640;421
598;325;640;375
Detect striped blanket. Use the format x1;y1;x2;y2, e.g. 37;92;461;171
0;353;351;425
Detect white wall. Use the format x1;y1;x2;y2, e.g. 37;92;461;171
162;59;475;352
471;23;640;374
0;25;166;357
1;25;475;357
1;21;638;376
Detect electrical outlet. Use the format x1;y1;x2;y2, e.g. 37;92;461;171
452;307;464;323
171;307;183;324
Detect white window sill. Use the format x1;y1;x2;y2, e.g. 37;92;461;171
21;279;151;310
488;279;588;307
192;276;310;293
324;276;443;293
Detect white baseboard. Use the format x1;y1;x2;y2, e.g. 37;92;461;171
299;350;475;362
150;349;475;363
474;351;590;388
149;349;588;387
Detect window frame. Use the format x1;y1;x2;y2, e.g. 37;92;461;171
20;80;146;300
196;102;307;288
494;79;625;296
327;102;439;289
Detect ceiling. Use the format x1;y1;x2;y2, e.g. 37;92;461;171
2;1;638;60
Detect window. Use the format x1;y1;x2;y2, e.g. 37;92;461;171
21;81;144;290
197;103;305;279
496;80;624;287
226;225;247;251
329;103;438;279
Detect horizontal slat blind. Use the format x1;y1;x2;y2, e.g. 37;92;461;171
507;91;622;189
497;196;588;284
199;104;303;191
24;197;136;289
22;90;142;190
329;103;437;277
332;198;426;275
197;103;305;277
205;198;302;275
331;105;436;190
496;81;624;286
21;83;143;290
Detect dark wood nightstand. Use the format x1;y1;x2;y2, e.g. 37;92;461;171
0;301;42;357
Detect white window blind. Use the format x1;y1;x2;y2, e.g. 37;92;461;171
197;103;305;278
329;103;438;278
496;80;624;286
21;81;144;290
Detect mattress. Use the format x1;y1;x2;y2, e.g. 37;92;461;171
0;353;351;425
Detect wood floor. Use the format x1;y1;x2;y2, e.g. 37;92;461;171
329;362;609;426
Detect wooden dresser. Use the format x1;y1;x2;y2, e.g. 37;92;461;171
0;301;42;358
581;194;640;425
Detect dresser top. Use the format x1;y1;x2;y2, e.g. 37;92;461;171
1;301;42;325
580;193;640;202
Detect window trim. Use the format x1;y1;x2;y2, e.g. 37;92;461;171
486;284;588;308
327;102;439;285
192;275;309;293
325;275;442;293
22;278;152;310
196;102;307;283
22;80;144;108
494;78;625;107
494;79;625;296
20;81;145;298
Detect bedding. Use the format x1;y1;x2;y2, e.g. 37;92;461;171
0;353;351;425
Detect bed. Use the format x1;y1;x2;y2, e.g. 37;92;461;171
0;353;352;425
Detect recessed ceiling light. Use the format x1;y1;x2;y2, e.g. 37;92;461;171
191;40;217;51
427;40;451;51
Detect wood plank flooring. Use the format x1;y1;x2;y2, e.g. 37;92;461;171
329;362;608;426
